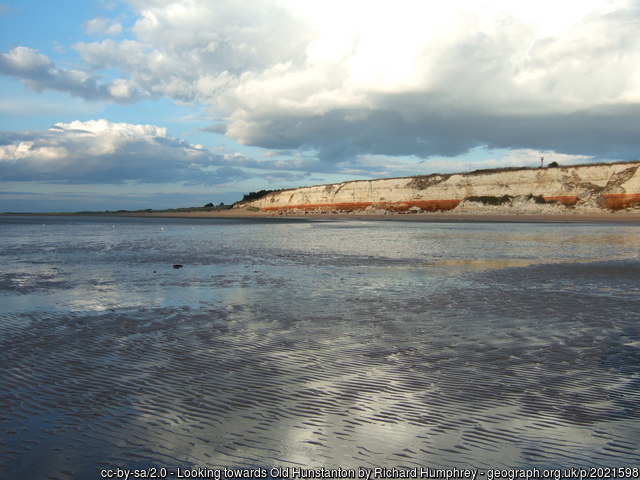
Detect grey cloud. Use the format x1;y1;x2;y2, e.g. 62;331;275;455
0;121;219;183
200;166;250;185
263;172;310;183
223;107;481;161
216;153;333;173
199;124;226;134
479;108;640;161
0;120;341;186
0;47;145;103
225;99;640;163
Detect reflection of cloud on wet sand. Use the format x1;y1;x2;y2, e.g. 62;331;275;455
113;276;640;468
2;217;640;478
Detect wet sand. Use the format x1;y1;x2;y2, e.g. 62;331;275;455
2;216;640;477
122;208;640;223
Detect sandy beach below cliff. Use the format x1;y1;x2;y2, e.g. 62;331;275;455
123;207;640;223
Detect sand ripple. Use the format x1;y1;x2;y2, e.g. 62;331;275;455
1;217;639;478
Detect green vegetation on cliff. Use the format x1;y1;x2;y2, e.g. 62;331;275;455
240;189;284;203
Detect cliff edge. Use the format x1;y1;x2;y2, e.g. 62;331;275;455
239;161;640;214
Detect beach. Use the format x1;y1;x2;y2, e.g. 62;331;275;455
1;214;639;477
125;206;640;223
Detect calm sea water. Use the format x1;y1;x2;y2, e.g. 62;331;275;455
1;215;639;478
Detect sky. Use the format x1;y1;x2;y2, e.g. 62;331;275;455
1;0;639;212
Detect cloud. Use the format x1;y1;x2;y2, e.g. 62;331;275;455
331;147;596;179
84;17;124;36
0;117;601;190
0;47;143;102
136;2;640;162
3;0;640;166
205;0;640;162
0;119;335;186
0;119;224;183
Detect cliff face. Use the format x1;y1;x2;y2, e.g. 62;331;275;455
243;162;640;213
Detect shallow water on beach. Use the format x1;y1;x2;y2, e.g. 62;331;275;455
1;215;639;478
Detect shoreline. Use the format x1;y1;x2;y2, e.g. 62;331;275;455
3;208;640;223
119;208;640;223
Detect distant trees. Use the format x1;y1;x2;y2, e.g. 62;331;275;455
241;189;282;202
202;202;231;210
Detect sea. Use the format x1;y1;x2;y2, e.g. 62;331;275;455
1;215;639;479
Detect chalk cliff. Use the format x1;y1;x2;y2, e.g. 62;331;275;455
240;161;640;213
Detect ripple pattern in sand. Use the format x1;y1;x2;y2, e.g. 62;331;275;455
2;267;640;477
1;218;640;478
